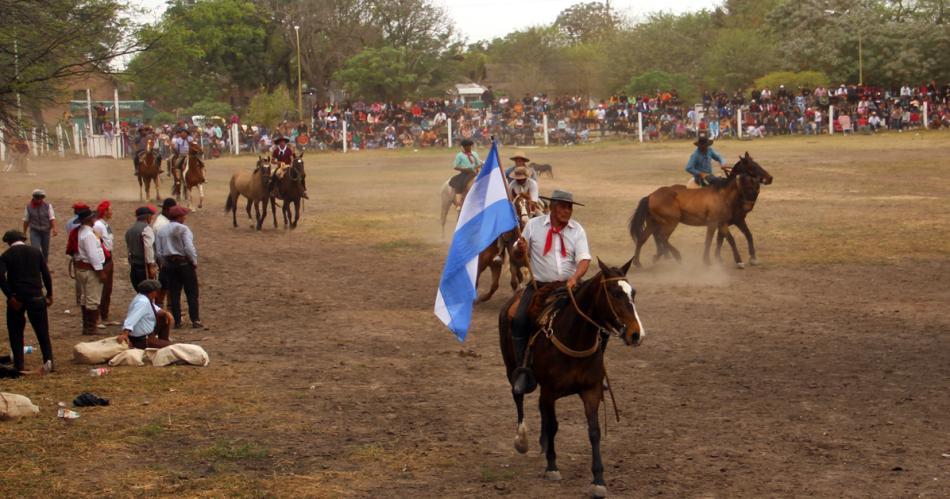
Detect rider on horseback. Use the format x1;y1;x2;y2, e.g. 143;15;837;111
508;166;541;215
510;190;591;395
170;128;191;178
504;155;537;182
133;125;161;176
685;136;726;187
271;134;309;199
449;139;481;210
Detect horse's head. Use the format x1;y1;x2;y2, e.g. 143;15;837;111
730;154;765;208
189;141;203;155
513;193;534;225
146;137;154;151
735;152;773;185
594;258;645;347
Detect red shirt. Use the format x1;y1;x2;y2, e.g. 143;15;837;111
272;145;294;164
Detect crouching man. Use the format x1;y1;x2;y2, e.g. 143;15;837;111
117;279;174;349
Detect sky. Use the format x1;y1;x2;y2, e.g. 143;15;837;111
129;0;720;42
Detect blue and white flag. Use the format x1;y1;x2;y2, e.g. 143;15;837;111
435;141;518;341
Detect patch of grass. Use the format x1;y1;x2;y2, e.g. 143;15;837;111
371;238;425;252
140;422;165;438
479;464;516;482
197;438;270;461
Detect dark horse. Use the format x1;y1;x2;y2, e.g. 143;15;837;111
499;259;645;498
629;153;772;268
270;152;307;229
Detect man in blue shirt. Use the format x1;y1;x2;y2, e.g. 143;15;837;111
685;136;726;187
117;279;173;349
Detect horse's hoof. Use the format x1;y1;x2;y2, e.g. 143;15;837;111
543;470;562;481
514;423;529;454
736;262;745;269
590;484;608;498
750;257;759;266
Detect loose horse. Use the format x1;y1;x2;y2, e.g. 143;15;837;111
137;137;162;201
270;152;306;229
175;142;206;209
225;156;274;230
439;171;479;238
499;259;645;498
629;153;771;268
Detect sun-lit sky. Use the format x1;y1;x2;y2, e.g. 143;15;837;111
129;0;720;42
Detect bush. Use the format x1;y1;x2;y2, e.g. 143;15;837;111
184;99;234;119
753;71;831;92
151;111;177;125
245;86;295;128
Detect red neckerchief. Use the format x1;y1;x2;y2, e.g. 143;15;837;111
543;221;568;257
30;199;44;209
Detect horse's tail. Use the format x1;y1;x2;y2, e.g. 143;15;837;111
225;191;234;213
629;196;650;243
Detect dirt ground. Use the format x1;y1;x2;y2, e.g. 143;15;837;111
0;133;949;498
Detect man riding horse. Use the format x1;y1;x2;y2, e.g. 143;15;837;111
170;128;192;179
133;125;161;176
509;189;591;395
508;166;542;217
449;139;481;210
685;136;726;187
270;134;309;199
505;154;537;182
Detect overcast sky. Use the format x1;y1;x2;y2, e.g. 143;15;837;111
129;0;720;42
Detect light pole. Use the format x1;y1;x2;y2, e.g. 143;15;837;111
294;25;303;122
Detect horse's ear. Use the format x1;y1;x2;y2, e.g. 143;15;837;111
596;258;610;275
620;257;634;275
744;151;750;159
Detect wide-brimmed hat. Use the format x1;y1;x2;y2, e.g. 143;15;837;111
2;230;27;244
539;189;584;206
694;136;713;147
274;134;290;144
32;189;46;198
510;155;530;163
137;279;162;293
511;166;531;180
75;207;96;223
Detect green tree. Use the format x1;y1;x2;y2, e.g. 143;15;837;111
185;99;234;118
245;85;294;127
624;70;692;98
754;71;831;92
702;28;779;90
554;2;621;44
334;47;421;101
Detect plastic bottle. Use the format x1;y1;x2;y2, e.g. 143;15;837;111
89;367;111;377
23;346;34;354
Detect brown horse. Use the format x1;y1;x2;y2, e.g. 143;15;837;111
137;138;162;201
225;156;273;230
181;142;206;209
629;153;771;268
499;259;645;498
270;152;306;229
474;193;538;303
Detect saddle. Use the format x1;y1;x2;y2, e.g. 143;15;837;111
506;281;568;326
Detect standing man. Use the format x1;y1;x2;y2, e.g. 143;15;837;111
125;206;157;292
510;190;591;394
22;189;57;263
117;279;174;349
71;208;105;335
0;230;54;373
152;198;176;308
155;206;203;329
685;136;726;187
93;201;117;327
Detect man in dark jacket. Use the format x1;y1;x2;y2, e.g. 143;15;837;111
0;230;54;373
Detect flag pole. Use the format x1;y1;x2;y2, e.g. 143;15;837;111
491;136;538;291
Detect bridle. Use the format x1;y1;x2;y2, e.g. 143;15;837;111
534;276;631;360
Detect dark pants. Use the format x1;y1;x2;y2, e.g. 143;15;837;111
29;229;51;263
512;283;546;341
7;296;52;371
99;259;114;321
164;259;199;325
129;313;172;349
130;264;148;292
695;174;725;188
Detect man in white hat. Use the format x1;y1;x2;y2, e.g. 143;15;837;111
508;166;540;209
509;189;591;394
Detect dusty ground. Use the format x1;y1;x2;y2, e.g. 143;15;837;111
0;133;949;498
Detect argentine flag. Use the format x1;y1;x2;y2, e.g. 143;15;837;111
435;141;518;341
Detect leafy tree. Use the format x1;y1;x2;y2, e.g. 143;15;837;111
334;47;421;101
151;111;176;125
245;85;294;127
554;2;621;44
753;71;831;92
702;29;779;90
624;70;692;97
185;99;234;118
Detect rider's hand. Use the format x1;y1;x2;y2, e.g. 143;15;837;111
566;276;578;290
516;237;527;254
699;172;708;179
45;295;53;307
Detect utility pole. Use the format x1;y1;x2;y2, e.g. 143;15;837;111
294;25;303;122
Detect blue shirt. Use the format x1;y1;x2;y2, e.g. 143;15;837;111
685;147;724;177
123;294;161;337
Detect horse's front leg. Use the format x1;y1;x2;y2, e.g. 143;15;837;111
735;218;757;265
138;177;144;201
539;388;561;481
581;387;608;497
720;224;744;268
154;176;161;201
703;225;716;265
292;200;301;229
253;201;262;230
513;390;528;454
198;184;204;209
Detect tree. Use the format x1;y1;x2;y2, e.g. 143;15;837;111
334;47;422;101
554;2;621;44
245;85;294;127
754;71;831;92
702;29;779;90
624;70;692;98
184;99;234;118
0;0;152;129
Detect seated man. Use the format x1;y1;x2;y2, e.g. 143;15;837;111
117;279;174;349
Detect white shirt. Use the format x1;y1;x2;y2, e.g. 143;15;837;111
520;214;591;283
123;293;163;337
152;213;170;234
76;225;105;270
509;178;539;202
93;219;114;252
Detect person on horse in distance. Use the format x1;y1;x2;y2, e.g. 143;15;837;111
685;135;726;187
449;139;481;210
504;154;536;182
510;189;591;395
170;128;191;179
271;134;309;199
132;125;161;176
508;166;541;215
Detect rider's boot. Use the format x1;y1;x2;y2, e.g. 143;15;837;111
511;316;537;395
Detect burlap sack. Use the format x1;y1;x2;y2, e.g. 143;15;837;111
0;393;40;420
73;336;128;364
151;344;210;367
108;349;150;366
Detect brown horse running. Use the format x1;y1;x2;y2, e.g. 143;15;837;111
225;156;274;230
137;138;162;201
270;152;306;229
474;193;539;303
499;259;645;498
629;153;771;268
180;142;207;209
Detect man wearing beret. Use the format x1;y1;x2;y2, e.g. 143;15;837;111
125;206;158;292
117;279;173;349
0;230;54;373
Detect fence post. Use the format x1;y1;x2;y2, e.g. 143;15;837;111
543;114;550;146
73;123;81;155
637;112;644;143
0;129;5;162
231;123;240;155
447;118;453;148
342;120;348;153
57;124;64;157
829;105;834;136
737;109;743;139
923;101;929;129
